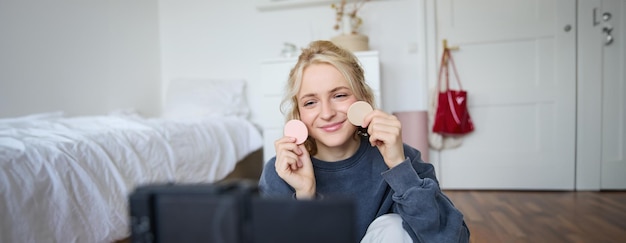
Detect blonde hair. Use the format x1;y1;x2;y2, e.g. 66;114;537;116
280;40;375;155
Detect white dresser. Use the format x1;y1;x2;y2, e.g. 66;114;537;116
259;51;381;162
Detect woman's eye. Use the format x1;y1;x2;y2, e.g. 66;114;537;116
334;93;348;99
303;100;316;107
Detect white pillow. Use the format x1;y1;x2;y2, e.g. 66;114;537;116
162;79;250;120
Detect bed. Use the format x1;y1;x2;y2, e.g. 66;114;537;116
0;79;264;242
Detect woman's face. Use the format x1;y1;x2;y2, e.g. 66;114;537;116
297;63;359;151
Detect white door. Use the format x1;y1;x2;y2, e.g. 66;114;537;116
598;0;626;189
434;0;577;189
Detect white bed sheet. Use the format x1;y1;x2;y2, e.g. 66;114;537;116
0;114;263;243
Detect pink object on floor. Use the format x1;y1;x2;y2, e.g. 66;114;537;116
393;111;430;162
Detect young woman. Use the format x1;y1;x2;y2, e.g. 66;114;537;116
258;40;470;242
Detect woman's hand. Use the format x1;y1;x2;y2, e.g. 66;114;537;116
362;110;405;168
274;137;316;199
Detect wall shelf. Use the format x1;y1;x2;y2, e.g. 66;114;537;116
256;0;381;11
256;0;336;10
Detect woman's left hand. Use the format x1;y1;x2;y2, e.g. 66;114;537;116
362;110;405;168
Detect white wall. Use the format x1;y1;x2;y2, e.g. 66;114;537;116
0;0;427;121
0;0;161;118
158;0;427;124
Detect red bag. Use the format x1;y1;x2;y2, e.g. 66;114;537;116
432;49;475;135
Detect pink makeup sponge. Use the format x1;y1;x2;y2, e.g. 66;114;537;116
284;119;308;144
347;101;373;127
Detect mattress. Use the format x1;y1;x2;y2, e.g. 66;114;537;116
0;113;263;242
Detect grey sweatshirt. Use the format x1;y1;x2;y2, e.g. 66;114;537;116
258;138;470;242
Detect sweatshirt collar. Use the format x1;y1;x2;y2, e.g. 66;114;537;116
312;138;369;171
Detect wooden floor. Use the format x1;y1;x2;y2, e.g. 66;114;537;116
443;190;626;243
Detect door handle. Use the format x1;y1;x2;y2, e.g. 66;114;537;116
602;12;612;22
601;10;614;46
603;25;614;46
593;8;612;25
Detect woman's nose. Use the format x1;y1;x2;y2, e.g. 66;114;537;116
319;101;336;120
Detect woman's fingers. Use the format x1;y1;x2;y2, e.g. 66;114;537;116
368;120;401;143
297;144;312;169
275;137;302;154
362;110;405;168
365;111;402;143
274;139;316;197
275;136;304;173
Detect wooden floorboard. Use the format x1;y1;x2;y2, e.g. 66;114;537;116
443;190;626;243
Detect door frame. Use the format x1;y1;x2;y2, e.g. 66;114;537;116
576;0;603;190
416;0;442;180
577;0;626;190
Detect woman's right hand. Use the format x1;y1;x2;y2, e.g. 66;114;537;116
274;136;316;199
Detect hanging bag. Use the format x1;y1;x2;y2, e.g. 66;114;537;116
432;49;475;135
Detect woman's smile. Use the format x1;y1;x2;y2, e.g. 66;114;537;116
320;121;345;132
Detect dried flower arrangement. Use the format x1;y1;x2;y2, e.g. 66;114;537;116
331;0;369;34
